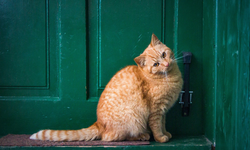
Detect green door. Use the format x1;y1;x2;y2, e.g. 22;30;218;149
0;0;89;134
1;0;250;150
0;0;203;137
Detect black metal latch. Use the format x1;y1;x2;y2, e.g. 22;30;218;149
179;52;192;116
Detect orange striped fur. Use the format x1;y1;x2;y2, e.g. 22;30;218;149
30;34;183;143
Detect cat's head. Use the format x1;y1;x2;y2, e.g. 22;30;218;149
134;34;176;77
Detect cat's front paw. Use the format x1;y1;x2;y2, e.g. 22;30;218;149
154;135;169;143
163;131;172;139
126;133;150;141
139;133;150;141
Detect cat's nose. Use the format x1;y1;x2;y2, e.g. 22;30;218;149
166;62;169;67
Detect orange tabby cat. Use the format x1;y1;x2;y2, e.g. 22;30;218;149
30;34;183;143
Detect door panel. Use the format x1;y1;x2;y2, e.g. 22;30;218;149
100;0;162;87
88;0;164;99
0;0;88;136
0;0;58;98
0;0;47;87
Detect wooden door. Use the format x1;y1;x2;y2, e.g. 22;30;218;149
0;0;203;137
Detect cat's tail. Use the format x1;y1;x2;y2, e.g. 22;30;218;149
29;122;103;141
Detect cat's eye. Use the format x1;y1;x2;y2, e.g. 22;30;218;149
153;62;160;67
162;52;167;58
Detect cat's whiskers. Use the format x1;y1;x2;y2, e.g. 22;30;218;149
172;56;183;61
173;51;183;59
172;56;184;63
174;55;184;60
174;58;183;61
173;59;183;62
173;60;182;63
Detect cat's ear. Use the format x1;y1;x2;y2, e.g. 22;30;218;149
151;33;162;46
134;55;146;68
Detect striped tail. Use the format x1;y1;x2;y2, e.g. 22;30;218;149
30;122;102;141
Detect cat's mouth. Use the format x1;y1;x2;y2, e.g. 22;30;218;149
155;70;168;77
